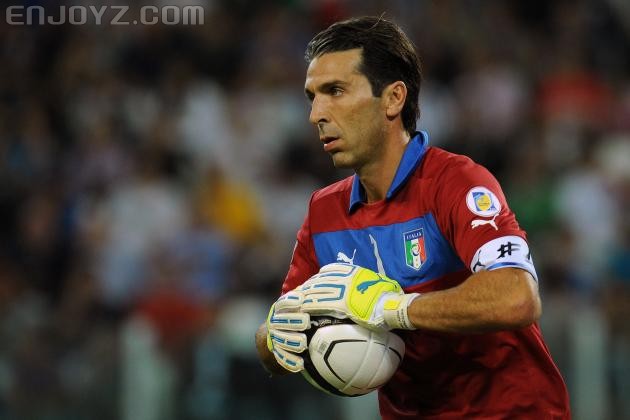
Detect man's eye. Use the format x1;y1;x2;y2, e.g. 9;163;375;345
331;87;343;96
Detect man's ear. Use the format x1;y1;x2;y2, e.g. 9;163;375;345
384;81;407;119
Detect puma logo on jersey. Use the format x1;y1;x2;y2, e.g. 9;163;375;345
471;214;499;230
336;249;356;264
356;276;388;294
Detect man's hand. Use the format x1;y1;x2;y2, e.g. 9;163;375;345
299;263;419;330
266;291;310;373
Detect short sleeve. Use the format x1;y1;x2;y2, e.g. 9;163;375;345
433;158;530;272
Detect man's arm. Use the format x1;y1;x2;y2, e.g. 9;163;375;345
406;267;541;333
299;264;540;333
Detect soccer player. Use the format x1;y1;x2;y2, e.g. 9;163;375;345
255;16;570;419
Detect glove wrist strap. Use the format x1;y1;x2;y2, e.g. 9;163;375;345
382;293;420;330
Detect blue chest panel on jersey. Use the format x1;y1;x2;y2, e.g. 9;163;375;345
312;213;465;288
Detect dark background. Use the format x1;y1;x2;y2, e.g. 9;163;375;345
1;1;629;419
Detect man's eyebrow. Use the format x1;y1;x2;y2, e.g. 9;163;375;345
319;80;347;92
304;80;347;100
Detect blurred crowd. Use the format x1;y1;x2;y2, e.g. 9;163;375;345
0;1;629;419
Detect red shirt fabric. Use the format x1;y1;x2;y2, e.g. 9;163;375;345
282;132;570;419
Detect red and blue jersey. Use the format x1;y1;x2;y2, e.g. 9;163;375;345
282;132;570;419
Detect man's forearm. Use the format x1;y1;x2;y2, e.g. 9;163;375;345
255;323;292;376
406;268;541;333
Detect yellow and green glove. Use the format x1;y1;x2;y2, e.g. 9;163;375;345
300;263;419;331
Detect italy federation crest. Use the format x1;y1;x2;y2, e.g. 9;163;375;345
404;228;426;270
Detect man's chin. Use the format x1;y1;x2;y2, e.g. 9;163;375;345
330;155;354;169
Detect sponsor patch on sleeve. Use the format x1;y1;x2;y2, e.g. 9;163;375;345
466;186;501;217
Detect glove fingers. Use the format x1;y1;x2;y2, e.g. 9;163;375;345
301;283;348;319
302;283;347;299
301;264;359;287
269;330;307;353
268;311;310;331
272;345;304;373
301;299;349;320
274;290;304;312
318;262;359;275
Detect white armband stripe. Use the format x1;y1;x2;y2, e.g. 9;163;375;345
470;236;538;282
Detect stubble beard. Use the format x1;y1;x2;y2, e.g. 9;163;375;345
330;151;351;169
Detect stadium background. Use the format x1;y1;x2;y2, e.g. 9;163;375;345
1;1;629;419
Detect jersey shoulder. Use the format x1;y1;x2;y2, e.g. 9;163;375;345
311;175;353;205
421;146;498;192
422;146;484;177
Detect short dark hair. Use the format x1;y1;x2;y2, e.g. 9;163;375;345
305;16;422;135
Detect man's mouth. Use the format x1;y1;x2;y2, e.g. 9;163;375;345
322;136;340;152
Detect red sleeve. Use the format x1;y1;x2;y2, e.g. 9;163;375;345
281;194;320;294
433;158;527;269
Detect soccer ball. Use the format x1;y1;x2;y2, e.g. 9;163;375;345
301;317;405;397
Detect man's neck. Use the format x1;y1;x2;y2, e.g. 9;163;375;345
357;131;411;203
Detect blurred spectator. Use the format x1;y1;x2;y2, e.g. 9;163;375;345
1;2;629;419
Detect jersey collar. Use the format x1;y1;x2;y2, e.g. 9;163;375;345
349;131;429;213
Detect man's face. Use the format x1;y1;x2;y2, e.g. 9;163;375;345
304;48;386;169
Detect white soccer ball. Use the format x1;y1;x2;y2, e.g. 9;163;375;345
301;317;405;397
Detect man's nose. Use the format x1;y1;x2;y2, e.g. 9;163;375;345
309;96;329;126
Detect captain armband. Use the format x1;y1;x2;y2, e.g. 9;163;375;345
470;236;538;282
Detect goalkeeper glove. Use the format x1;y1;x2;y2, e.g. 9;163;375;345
300;263;419;331
266;291;310;373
